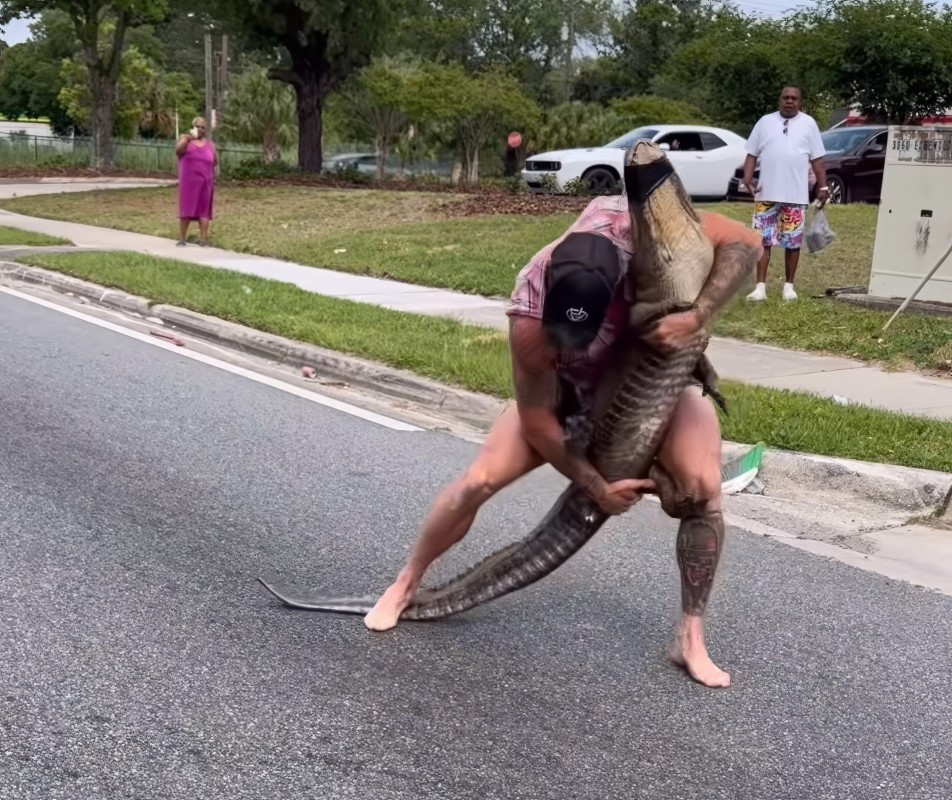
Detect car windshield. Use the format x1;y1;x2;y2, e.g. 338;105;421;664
821;129;880;153
603;127;659;149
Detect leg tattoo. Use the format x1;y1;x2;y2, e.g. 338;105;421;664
676;509;724;616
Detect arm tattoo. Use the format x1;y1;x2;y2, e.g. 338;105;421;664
695;242;759;323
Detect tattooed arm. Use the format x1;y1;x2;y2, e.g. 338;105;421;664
694;214;762;328
509;317;605;497
641;216;759;353
509;317;652;514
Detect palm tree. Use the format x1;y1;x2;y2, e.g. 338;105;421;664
221;66;297;163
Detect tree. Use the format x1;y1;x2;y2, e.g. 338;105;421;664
407;63;541;183
652;14;807;132
59;45;145;137
137;68;200;139
0;10;78;134
220;65;297;163
336;57;416;179
571;56;634;105
606;0;728;96
795;0;952;123
385;0;613;104
208;0;397;173
0;0;169;166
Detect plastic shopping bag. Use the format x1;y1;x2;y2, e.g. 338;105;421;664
806;205;836;254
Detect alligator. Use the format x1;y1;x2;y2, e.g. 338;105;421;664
259;139;740;620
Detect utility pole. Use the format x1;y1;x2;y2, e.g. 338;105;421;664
216;34;229;128
220;35;229;92
204;32;213;131
564;0;576;104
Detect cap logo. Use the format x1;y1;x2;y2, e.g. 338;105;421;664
566;307;589;322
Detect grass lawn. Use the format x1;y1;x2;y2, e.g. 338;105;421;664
0;225;71;246
3;186;951;373
19;250;952;474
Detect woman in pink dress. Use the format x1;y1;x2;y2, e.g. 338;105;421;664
174;117;219;246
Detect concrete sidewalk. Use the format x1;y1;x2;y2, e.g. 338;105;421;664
2;206;951;422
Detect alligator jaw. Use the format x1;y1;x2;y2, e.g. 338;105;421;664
625;139;677;205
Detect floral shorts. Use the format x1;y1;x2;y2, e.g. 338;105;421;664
753;202;807;250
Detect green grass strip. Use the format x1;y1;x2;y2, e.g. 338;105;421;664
0;225;71;246
19;250;952;473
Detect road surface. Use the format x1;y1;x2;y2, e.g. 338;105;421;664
1;288;950;799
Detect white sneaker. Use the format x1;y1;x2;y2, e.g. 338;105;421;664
746;283;767;302
783;283;798;302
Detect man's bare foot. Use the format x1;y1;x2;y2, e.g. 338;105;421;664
667;617;730;688
364;576;416;631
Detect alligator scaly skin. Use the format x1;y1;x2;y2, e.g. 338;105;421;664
398;141;715;620
260;141;721;620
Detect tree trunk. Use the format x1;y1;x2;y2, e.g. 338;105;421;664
294;78;325;174
263;130;281;164
467;149;479;184
459;141;479;184
375;133;389;181
91;76;117;169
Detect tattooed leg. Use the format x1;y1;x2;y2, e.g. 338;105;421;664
676;507;724;615
652;387;731;688
670;507;729;686
656;482;730;687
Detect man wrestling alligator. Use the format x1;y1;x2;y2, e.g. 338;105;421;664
365;144;762;689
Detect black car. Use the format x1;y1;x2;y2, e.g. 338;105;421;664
728;125;889;204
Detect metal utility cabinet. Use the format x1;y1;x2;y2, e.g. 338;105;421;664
869;125;952;303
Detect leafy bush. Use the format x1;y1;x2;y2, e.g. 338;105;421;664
528;102;625;153
324;163;373;184
561;176;592;196
225;158;299;181
608;95;710;127
527;96;710;155
536;173;561;194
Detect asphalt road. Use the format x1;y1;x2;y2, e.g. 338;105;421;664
1;289;950;800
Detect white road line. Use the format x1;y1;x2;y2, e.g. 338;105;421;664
0;286;422;432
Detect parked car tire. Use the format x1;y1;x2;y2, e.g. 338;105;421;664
826;173;848;205
582;166;620;195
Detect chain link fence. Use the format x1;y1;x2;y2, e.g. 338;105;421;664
0;133;458;179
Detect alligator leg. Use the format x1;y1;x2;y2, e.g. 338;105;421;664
692;355;728;415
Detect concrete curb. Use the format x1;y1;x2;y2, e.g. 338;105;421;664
0;262;152;316
151;304;504;431
4;262;951;516
0;262;503;432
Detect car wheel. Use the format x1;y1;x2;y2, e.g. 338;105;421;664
827;174;848;204
583;167;620;195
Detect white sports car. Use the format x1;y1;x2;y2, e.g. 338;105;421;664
521;124;749;200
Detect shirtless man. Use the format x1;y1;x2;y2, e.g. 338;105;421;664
365;194;762;689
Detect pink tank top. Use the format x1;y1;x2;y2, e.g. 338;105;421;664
506;195;633;395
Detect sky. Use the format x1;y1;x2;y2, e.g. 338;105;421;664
732;0;816;16
1;16;32;45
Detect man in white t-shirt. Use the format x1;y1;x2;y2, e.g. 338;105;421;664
742;86;829;302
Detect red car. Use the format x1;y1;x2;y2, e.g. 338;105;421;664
728;125;888;204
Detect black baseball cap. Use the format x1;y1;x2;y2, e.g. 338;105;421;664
542;232;624;350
